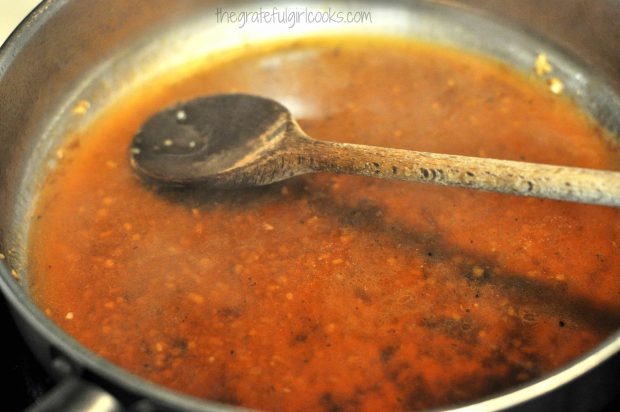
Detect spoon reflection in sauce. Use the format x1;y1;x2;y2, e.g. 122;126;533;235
130;93;620;207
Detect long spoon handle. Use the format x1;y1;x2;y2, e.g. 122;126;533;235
297;139;620;207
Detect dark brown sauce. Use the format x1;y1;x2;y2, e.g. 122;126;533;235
30;37;620;411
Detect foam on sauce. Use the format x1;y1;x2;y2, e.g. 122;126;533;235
29;37;620;411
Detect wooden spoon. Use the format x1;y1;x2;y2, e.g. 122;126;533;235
130;93;620;207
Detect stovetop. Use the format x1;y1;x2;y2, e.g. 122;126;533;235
1;296;53;412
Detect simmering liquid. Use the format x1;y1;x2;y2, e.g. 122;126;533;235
29;37;620;411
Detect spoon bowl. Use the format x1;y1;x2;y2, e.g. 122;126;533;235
131;94;300;186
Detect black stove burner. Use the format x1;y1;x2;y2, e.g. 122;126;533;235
1;297;53;412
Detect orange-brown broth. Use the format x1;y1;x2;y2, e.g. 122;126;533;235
30;37;620;411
